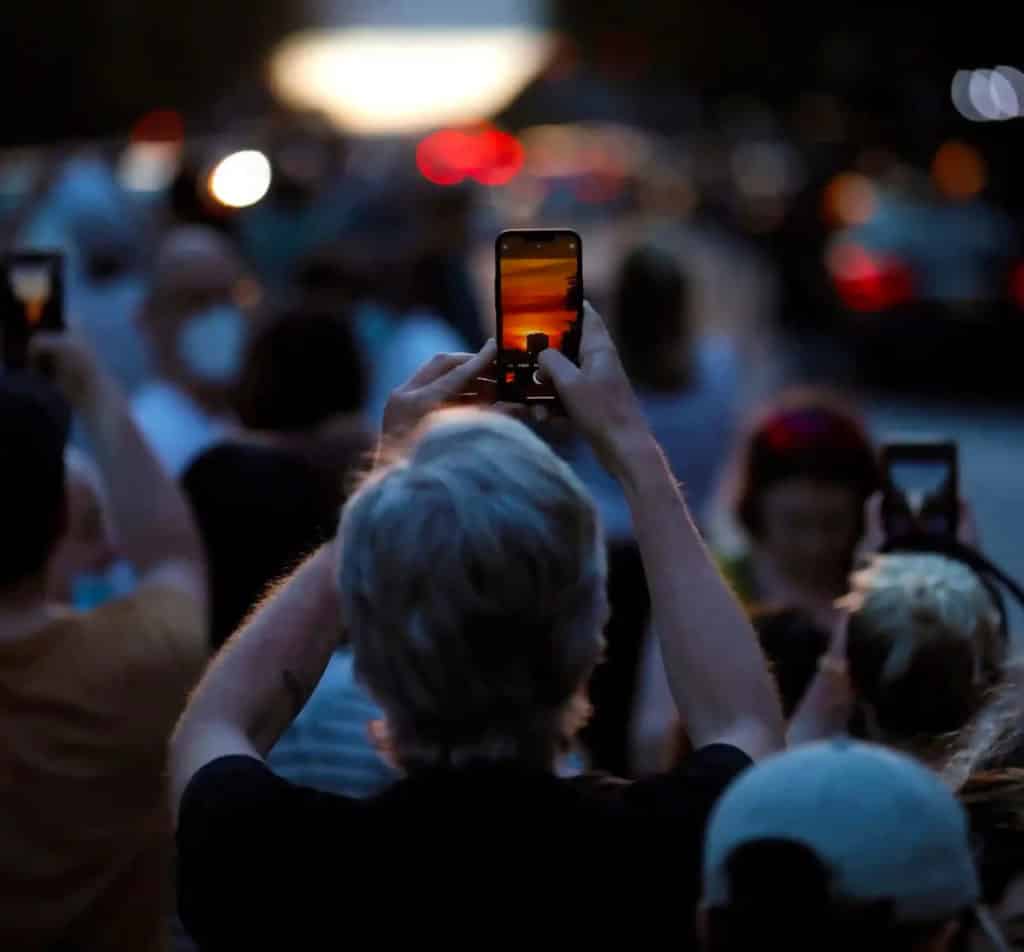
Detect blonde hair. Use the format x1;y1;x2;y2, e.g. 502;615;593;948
338;409;606;771
844;554;1006;749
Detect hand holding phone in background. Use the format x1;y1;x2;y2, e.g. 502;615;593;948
880;440;961;543
0;251;65;371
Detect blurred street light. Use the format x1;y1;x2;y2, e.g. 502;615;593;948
270;1;555;135
208;150;272;207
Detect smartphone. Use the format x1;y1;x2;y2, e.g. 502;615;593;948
880;440;959;540
495;229;583;404
0;251;65;371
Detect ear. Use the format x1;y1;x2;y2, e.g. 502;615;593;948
367;719;401;771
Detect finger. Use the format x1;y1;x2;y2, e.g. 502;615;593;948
578;301;616;365
537;347;580;392
426;339;497;399
405;352;477;388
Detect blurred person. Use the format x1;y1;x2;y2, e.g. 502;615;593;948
198;305;389;797
171;306;784;947
132;227;258;475
17;154;152;394
961;769;1024;951
569;243;740;538
231;303;373;493
0;336;207;950
718;391;879;630
701;740;1007;952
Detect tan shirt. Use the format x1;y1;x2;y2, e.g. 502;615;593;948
0;587;206;951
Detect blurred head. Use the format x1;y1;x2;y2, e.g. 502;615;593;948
702;741;985;952
338;410;606;772
612;244;693;392
752;607;830;717
48;448;117;603
735;392;878;590
234;303;367;433
141;226;255;400
0;376;71;596
183;443;343;650
961;770;1024;951
844;554;1006;749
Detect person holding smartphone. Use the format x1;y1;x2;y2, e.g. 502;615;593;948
170;304;784;948
0;335;208;950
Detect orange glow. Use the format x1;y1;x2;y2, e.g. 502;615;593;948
500;256;578;351
822;172;877;227
932;141;986;201
131;109;185;144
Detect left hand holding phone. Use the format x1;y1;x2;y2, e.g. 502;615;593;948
381;338;497;440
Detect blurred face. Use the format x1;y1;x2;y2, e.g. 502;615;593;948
756;478;861;589
49;469;117;603
969;875;1024;951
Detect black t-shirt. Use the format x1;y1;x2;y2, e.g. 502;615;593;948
176;744;751;948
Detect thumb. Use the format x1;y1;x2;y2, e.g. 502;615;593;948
537;347;579;390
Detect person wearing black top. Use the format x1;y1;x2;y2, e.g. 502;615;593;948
170;305;784;948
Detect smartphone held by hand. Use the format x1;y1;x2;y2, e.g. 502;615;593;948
494;229;583;408
0;251;65;371
880;439;959;542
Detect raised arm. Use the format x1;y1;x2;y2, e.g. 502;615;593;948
539;305;784;761
169;338;498;816
30;333;206;602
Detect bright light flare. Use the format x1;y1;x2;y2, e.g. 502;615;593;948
952;66;1024;121
270;28;555;135
208;151;272;208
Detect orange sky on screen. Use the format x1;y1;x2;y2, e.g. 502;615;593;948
500;256;577;351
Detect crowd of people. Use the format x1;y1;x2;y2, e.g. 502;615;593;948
1;143;1022;952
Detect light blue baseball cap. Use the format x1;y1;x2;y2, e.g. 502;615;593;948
704;741;983;925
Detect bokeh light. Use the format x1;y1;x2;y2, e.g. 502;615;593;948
826;242;914;312
208;151;272;208
270;28;554;136
931;141;986;201
415;127;524;186
822;172;877;227
952;67;1024;121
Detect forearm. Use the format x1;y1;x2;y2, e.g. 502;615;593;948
614;438;784;755
172;545;340;767
79;376;204;574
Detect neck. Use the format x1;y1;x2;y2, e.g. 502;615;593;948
752;551;846;626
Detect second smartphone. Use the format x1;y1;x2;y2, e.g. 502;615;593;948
495;229;583;404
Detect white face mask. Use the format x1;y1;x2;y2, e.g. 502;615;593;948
177;304;249;382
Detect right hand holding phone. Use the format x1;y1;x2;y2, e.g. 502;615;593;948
537;302;652;473
28;332;104;409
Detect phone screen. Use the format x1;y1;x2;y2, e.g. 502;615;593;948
496;230;582;403
0;251;65;370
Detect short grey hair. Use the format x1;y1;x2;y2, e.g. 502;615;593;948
338;409;607;771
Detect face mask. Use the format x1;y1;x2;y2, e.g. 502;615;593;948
177;304;249;382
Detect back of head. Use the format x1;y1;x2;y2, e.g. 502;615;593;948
234;304;366;433
612;244;692;392
703;740;981;952
183;442;342;649
845;554;1005;745
338;410;606;771
0;376;71;591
